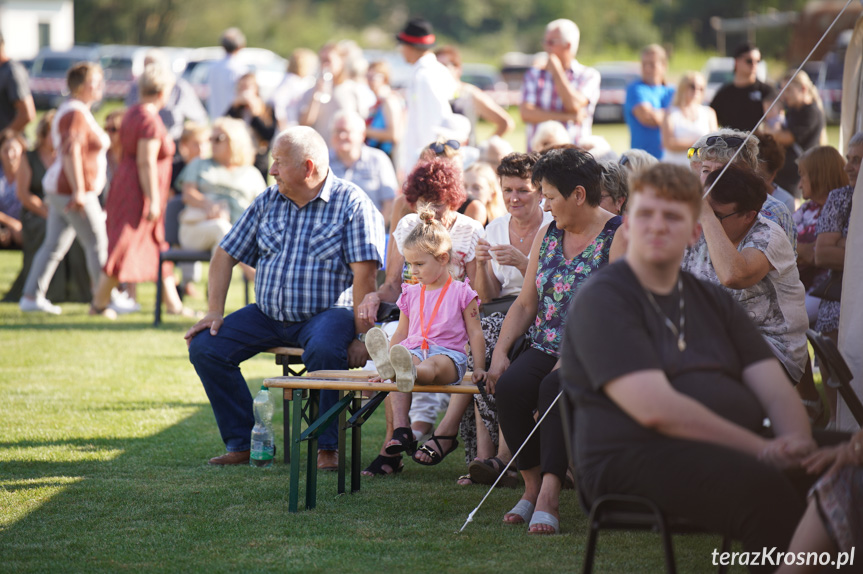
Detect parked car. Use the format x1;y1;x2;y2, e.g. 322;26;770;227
181;47;287;109
99;44;151;100
29;45;101;110
702;56;768;104
460;63;517;107
594;63;640;124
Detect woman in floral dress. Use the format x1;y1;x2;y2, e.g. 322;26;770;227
487;147;621;534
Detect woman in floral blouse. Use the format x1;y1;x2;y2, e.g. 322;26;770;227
487;147;621;534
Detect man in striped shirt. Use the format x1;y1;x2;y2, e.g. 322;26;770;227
520;19;601;152
186;126;385;467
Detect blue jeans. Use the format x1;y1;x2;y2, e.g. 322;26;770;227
188;304;354;452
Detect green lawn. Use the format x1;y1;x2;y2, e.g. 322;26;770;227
0;249;749;573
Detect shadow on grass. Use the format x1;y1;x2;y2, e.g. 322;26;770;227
0;321;192;332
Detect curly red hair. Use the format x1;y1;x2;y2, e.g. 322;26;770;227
403;158;466;210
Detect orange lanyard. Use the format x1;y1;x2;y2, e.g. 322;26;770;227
419;276;453;351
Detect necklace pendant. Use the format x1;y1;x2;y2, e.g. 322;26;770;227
678;339;686;352
519;238;524;243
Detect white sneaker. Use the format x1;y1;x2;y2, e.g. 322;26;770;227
365;327;396;381
19;296;62;315
109;289;141;314
389;344;417;392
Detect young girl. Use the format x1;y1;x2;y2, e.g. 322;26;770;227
365;207;486;465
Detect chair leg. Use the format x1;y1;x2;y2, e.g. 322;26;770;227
582;515;600;574
154;256;164;326
657;517;677;574
716;536;731;574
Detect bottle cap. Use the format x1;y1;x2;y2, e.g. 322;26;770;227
260;385;268;391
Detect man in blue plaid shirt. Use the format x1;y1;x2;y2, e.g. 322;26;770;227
185;126;385;467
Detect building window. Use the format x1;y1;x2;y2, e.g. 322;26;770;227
38;22;51;49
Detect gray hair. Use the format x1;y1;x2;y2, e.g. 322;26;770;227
689;128;760;171
138;62;174;97
619;149;658;173
276;126;329;172
530;120;570;152
848;132;863;149
601;162;630;211
546;19;580;55
331;109;366;136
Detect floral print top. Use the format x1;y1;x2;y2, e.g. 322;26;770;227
793;199;825;290
529;216;621;356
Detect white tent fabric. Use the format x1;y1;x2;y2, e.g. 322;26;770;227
836;12;863;431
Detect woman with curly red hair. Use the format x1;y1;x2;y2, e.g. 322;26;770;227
357;157;485;475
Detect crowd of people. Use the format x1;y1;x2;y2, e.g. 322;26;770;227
1;15;861;570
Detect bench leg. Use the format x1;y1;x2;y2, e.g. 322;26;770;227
305;390;319;511
154;257;164;327
288;388;303;513
351;394;362;493
337;390;347;495
283;390;290;464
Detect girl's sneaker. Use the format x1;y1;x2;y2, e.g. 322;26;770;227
365;327;395;381
389;344;417;392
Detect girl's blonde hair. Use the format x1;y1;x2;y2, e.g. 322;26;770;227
464;161;506;221
404;206;453;265
783;70;823;111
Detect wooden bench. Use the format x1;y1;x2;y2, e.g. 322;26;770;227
264;370;480;512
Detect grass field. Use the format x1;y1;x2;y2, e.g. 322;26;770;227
0;248;753;573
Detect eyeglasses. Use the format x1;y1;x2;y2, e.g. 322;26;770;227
688;136;746;159
105;126;119;134
428;139;460;155
210;133;228;143
744;58;761;65
714;210;742;222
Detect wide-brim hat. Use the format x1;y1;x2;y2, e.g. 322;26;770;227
396;18;436;48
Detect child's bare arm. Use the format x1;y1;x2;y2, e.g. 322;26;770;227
463;299;487;382
389;313;410;347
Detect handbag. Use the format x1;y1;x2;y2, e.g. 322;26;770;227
810;270;843;302
480;294;519;317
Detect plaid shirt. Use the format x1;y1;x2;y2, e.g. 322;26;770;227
220;172;385;322
521;59;601;150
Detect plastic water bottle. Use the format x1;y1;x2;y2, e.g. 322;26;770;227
250;385;274;468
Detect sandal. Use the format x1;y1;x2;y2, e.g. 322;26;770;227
89;304;117;320
456;474;474;486
361;454;403;476
412;434;459;466
468;457;518;488
503;499;535;524
528;510;560;535
384;427;417;456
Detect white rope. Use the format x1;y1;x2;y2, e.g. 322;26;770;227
458;390;563;533
704;0;855;199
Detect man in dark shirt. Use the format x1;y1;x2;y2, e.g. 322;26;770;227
0;32;35;134
561;164;815;569
710;44;770;131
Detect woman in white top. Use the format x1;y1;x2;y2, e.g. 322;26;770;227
463;152;552;488
475;152;553;302
661;72;718;165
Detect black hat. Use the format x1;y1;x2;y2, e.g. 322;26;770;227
397;18;436;48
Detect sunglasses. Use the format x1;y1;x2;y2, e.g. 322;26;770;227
619;154;630;167
210;133;228;143
105;126;119;133
428;139;460;155
687;136;746;159
714;210;743;222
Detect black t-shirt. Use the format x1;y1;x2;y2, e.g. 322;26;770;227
560;261;775;481
710;80;771;131
774;102;825;192
0;60;31;132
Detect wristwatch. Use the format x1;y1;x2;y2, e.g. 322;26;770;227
356;332;366;343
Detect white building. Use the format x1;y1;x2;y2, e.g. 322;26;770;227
0;1;74;60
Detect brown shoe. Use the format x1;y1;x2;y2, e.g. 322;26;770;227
208;450;250;465
317;449;338;471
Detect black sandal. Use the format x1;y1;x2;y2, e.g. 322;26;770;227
469;457;518;488
362;454;403;476
384;427;417;455
412;434;459;466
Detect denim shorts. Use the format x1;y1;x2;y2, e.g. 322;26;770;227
408;344;468;385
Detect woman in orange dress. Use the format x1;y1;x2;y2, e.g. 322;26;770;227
91;62;188;317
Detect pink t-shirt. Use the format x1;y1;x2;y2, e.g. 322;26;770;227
396;279;479;353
